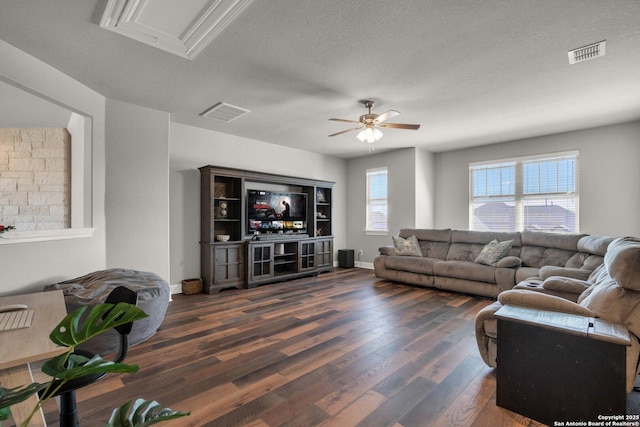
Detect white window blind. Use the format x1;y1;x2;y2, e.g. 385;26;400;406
366;167;388;232
470;152;579;233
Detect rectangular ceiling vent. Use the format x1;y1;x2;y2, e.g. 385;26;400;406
201;102;250;122
568;40;606;65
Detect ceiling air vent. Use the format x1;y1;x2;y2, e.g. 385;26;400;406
201;102;250;122
568;40;606;65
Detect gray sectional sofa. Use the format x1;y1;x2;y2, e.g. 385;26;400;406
374;228;613;298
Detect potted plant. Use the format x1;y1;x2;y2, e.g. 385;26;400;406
0;302;189;426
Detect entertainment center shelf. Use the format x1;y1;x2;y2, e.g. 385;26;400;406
200;165;335;293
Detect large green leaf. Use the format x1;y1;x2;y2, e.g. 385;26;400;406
41;354;139;380
106;399;190;427
0;383;47;419
0;406;10;423
50;303;148;348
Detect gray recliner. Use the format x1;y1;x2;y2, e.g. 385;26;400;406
475;237;640;392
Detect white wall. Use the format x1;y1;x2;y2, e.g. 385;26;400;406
434;121;640;236
105;99;170;280
345;147;436;265
169;122;347;286
415;148;435;229
0;40;106;296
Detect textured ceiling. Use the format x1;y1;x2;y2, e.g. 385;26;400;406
1;0;639;158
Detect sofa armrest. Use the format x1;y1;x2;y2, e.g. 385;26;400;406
378;246;396;256
542;276;591;294
498;289;595;317
496;256;521;268
539;265;591;281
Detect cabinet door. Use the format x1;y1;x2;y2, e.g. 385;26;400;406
249;243;274;282
316;238;333;269
214;244;244;284
299;240;316;271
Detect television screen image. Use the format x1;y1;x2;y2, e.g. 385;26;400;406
247;190;307;233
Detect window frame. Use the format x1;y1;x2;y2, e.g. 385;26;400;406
365;167;389;235
469;151;579;233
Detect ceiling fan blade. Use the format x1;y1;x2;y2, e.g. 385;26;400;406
328;127;362;137
329;118;361;124
375;110;400;123
378;123;421;130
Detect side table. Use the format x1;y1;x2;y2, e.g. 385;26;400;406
495;305;631;425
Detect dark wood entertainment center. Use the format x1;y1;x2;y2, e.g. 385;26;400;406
200;165;334;293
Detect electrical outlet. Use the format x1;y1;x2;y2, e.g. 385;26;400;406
358;249;363;256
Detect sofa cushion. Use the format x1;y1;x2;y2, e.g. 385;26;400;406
418;241;451;260
434;260;496;284
400;228;451;242
542;276;591;294
446;242;479;262
519;246;577;268
496;256;522;268
399;228;452;259
580;281;640;338
578;235;614;256
451;229;521;247
521;230;585;251
392;235;422;256
564;235;612;272
384;256;439;275
447;231;520;263
565;252;604;270
498;289;595;316
604;237;640;291
474;239;513;266
378;246;395;256
515;266;541;283
539;265;591;281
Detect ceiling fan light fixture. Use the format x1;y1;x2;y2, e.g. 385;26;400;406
357;127;383;143
329;100;419;152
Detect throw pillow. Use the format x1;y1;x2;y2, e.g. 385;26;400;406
392;235;423;256
474;239;513;266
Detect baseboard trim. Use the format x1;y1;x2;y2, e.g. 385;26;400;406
356;261;374;269
170;283;182;295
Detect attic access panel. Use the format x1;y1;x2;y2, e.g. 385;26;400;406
100;0;253;59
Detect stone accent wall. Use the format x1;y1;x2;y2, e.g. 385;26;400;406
0;128;71;230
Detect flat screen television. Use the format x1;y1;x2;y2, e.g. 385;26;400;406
247;190;307;234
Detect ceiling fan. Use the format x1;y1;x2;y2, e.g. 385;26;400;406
328;100;420;149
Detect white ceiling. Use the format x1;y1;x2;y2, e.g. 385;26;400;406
1;0;639;158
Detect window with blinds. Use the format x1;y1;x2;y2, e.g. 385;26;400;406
366;167;388;232
470;151;579;233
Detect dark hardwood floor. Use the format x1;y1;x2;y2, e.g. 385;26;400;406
25;268;633;426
